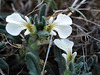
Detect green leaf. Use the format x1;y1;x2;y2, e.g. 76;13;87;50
34;14;39;27
0;29;6;33
75;62;83;74
0;23;5;29
41;16;47;26
25;52;41;75
0;33;21;43
64;70;69;75
30;42;38;50
54;46;66;75
30;17;34;24
50;0;57;9
28;34;38;47
5;33;22;43
0;42;6;48
81;72;92;75
81;62;88;72
0;24;6;33
44;0;57;9
69;61;75;75
69;61;74;71
92;55;98;64
39;3;47;21
87;57;94;71
69;7;87;19
76;56;85;63
0;58;8;69
38;30;49;38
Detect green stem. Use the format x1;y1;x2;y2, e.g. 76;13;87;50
64;69;69;75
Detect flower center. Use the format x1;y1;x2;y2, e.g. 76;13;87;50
25;23;35;33
44;24;55;33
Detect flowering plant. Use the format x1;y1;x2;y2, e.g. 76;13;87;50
5;3;77;75
0;1;98;75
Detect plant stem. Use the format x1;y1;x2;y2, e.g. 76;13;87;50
41;35;53;75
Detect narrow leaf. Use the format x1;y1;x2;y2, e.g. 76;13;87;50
69;7;87;19
87;57;94;71
30;17;34;24
34;14;39;27
76;56;85;63
44;0;57;9
39;3;47;21
41;16;47;26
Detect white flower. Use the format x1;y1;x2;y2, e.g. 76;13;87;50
54;39;74;55
62;52;77;63
54;39;77;64
44;14;72;38
6;13;36;36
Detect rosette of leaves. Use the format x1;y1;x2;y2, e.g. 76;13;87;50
34;3;47;31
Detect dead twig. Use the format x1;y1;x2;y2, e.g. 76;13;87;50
73;23;100;42
0;69;5;75
26;0;44;16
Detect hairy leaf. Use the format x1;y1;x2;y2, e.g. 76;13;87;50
54;46;66;75
34;14;39;27
30;17;34;24
87;57;94;71
25;52;41;75
76;56;85;63
44;0;57;9
69;61;75;75
39;3;47;21
41;16;46;26
75;62;83;74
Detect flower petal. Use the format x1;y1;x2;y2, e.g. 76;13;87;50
72;52;77;59
62;53;68;62
54;39;74;54
25;16;30;23
6;23;26;36
53;14;72;26
54;39;67;51
49;17;53;24
72;52;77;62
6;13;26;24
24;29;30;35
53;26;72;38
50;30;56;36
